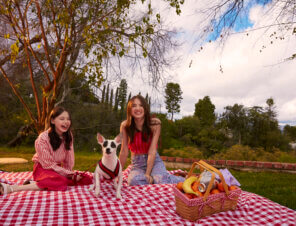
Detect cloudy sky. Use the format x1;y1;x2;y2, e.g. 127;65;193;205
128;0;296;125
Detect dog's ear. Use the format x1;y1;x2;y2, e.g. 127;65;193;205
97;133;105;144
114;133;122;145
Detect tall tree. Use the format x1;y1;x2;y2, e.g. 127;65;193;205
0;0;184;136
164;82;183;120
265;97;277;121
145;93;149;104
118;79;128;118
109;89;114;108
221;104;248;145
105;84;110;105
127;92;132;103
284;125;296;142
114;87;119;111
194;96;216;127
101;85;106;104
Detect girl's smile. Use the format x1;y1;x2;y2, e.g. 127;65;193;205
131;98;145;120
51;111;71;136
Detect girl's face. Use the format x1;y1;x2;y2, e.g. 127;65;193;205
51;111;71;136
131;98;145;120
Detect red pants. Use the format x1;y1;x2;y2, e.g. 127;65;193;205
33;163;92;191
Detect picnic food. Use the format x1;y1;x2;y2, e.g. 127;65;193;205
182;176;200;196
217;182;225;192
176;182;183;191
173;160;241;221
198;170;218;192
191;181;199;192
210;188;220;194
229;185;238;191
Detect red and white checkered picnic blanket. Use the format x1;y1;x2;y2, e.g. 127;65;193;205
0;167;295;225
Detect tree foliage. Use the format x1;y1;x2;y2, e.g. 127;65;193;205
0;0;184;135
194;96;216;127
164;82;183;120
118;78;127;119
221;104;248;145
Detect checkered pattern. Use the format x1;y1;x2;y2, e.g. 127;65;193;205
0;168;295;225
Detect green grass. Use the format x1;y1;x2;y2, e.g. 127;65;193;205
0;147;295;210
231;170;296;210
0;147;102;172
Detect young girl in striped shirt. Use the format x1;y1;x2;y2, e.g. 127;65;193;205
0;106;92;195
119;95;184;186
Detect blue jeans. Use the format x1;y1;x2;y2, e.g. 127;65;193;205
128;152;185;186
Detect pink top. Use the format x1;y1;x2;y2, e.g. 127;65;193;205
128;131;153;154
32;129;74;177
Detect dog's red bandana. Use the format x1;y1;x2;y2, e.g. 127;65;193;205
98;159;120;179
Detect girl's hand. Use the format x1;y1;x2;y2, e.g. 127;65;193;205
71;173;83;182
145;174;153;184
76;174;82;182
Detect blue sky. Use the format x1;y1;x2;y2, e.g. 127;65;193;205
207;0;273;42
110;0;296;125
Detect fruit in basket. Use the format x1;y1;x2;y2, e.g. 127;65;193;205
217;182;225;192
191;181;199;192
182;176;201;196
229;185;238;191
210;189;220;195
195;190;203;197
185;193;195;199
176;182;183;191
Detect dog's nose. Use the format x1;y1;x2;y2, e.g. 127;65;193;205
106;148;111;154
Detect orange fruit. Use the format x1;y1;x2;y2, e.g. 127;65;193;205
192;193;199;199
217;182;225;192
185;193;194;199
210;189;220;195
229;185;238;191
176;182;183;191
196;190;203;197
191;181;199;192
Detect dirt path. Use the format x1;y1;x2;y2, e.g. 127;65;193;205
0;158;28;164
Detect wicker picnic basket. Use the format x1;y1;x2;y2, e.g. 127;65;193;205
173;160;241;221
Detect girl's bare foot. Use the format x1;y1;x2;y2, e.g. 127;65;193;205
0;183;13;195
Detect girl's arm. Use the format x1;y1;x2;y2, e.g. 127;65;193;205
119;120;129;169
63;141;75;172
35;135;74;177
145;118;161;183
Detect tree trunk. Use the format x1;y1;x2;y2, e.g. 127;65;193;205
7;124;34;147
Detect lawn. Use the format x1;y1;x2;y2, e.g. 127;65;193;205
0;146;295;210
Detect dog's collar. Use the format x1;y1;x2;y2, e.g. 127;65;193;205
98;159;120;179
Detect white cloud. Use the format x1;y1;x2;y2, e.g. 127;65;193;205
173;2;296;123
127;1;296;123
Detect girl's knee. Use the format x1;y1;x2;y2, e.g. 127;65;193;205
128;173;147;186
152;174;185;184
152;174;165;184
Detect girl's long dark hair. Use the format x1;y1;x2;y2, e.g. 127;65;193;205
126;95;152;143
48;106;72;151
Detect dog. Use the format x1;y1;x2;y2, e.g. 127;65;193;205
90;133;122;199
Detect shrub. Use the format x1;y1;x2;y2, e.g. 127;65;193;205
212;144;296;162
162;146;204;159
212;144;257;161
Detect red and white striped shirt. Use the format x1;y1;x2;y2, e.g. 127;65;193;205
32;130;74;177
128;131;153;154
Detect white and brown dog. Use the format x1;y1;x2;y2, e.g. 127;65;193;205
90;133;122;199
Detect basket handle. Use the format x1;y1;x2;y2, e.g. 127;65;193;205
187;160;229;201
